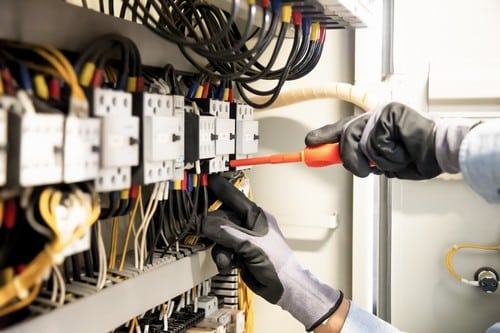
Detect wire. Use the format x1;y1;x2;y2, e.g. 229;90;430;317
119;186;142;271
0;282;41;317
445;243;500;283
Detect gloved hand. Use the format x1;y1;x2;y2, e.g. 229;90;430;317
305;102;479;179
202;175;343;331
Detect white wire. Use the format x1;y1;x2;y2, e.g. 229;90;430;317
50;268;58;303
96;221;107;289
52;265;65;306
139;183;163;269
134;183;159;269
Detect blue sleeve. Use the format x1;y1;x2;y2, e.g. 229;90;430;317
459;120;500;203
341;303;401;333
486;323;500;333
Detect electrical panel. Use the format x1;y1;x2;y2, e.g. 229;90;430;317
63;117;101;183
89;88;139;191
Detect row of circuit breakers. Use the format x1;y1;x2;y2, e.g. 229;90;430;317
0;89;259;192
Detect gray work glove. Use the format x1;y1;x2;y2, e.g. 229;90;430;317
202;175;343;331
305;102;478;180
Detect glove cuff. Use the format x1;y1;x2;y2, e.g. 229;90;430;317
435;118;480;173
276;257;343;331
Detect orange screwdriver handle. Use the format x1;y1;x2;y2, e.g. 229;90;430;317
302;143;342;167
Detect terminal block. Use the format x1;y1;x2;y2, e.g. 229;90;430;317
88;88;139;192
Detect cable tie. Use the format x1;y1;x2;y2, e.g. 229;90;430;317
13;277;29;299
45;244;64;265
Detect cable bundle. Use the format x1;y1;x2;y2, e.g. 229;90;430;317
75;0;327;108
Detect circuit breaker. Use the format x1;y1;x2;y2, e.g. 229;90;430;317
0;96;14;186
232;103;259;167
196;99;235;173
9;112;65;187
133;93;182;184
63;117;101;183
89;88;139;192
173;95;185;181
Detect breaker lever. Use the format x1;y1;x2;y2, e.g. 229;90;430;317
229;143;343;168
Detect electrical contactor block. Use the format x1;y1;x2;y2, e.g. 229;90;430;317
0;97;14;186
173;95;186;181
133;93;181;184
8;112;64;187
231;103;259;169
318;0;371;28
196;99;235;174
63;117;101;183
89;88;139;191
199;115;216;160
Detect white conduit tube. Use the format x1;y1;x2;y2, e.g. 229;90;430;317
251;83;382;112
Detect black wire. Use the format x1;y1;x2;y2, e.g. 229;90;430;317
82;0;88;8
109;0;114;16
99;0;105;13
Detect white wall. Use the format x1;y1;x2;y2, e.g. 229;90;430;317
249;30;355;332
389;1;500;332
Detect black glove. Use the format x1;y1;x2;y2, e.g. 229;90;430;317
202;175;342;331
305;102;478;180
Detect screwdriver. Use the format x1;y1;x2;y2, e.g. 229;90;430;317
229;143;342;168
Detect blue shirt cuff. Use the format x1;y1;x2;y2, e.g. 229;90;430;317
459;120;500;203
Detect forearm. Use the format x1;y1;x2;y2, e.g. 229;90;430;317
314;299;402;333
314;298;350;333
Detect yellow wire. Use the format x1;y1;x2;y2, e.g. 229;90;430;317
0;186;100;310
119;187;142;271
0;200;4;228
0;73;4;95
445;243;500;281
0;282;41;317
34;49;71;84
109;216;120;269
